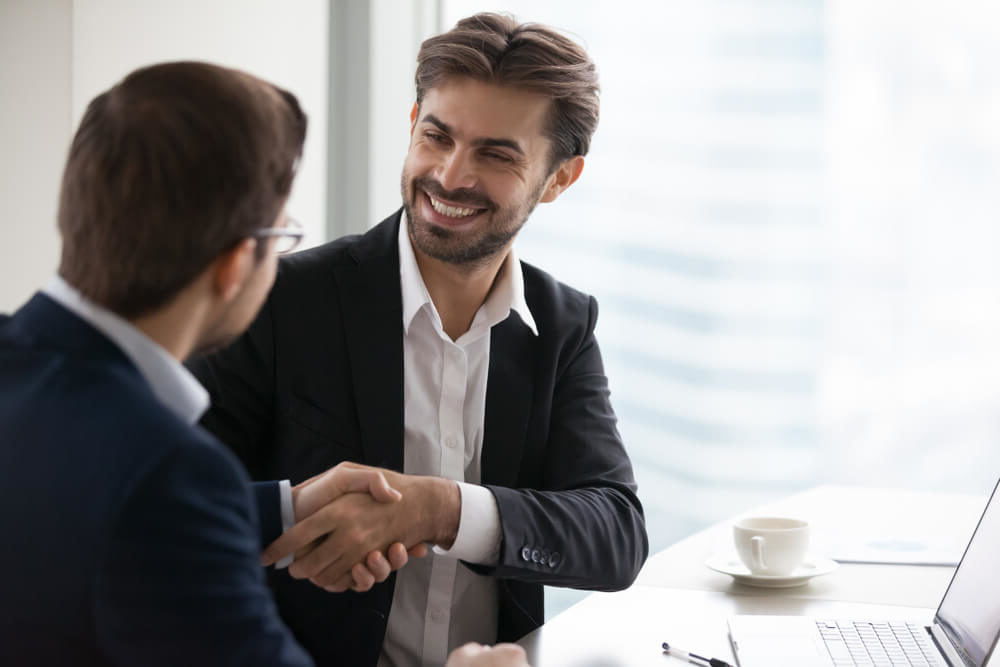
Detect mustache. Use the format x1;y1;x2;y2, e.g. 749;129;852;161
414;177;495;210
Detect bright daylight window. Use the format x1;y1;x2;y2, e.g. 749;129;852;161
442;0;1000;616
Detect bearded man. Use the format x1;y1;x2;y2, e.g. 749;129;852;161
191;13;648;667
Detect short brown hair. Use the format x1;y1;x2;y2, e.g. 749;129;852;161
57;61;307;318
415;13;599;170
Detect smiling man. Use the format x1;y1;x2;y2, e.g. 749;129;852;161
190;13;648;667
404;79;560;277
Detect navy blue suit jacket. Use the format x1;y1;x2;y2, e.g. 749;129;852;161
190;211;649;666
0;294;311;666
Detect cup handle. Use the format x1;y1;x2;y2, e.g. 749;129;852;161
750;535;766;572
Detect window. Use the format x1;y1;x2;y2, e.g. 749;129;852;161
440;0;1000;616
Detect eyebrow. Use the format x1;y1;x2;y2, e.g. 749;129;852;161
422;114;525;156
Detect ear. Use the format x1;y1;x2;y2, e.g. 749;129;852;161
211;238;257;303
540;156;585;203
409;102;419;136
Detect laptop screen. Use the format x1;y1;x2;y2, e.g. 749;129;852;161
934;478;1000;667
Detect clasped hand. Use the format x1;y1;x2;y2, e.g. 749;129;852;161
261;462;458;593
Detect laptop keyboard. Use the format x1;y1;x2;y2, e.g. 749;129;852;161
816;620;945;666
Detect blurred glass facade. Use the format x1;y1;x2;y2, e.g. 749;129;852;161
441;0;1000;616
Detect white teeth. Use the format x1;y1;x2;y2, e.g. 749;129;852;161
429;196;477;218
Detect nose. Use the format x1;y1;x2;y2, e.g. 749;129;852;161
436;146;478;193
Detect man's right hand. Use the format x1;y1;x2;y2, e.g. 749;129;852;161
262;462;456;590
261;462;426;592
289;462;401;520
445;643;531;667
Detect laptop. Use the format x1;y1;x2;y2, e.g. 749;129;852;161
728;478;1000;666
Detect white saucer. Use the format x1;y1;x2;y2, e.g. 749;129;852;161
705;554;839;588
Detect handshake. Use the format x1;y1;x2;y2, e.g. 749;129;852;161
260;462;530;667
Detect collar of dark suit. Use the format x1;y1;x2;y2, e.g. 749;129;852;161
346;208;404;268
13;292;134;367
14;290;209;425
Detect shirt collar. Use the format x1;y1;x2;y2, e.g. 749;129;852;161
42;276;210;424
398;213;538;337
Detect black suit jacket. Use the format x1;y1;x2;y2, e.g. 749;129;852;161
190;211;648;666
0;294;310;667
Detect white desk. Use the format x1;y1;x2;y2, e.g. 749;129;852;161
519;586;937;666
637;486;987;608
518;486;990;666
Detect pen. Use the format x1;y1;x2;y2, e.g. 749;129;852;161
662;641;734;667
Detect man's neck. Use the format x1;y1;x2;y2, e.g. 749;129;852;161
130;287;212;362
414;248;509;341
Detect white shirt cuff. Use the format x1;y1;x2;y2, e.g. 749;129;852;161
433;482;501;565
275;479;295;569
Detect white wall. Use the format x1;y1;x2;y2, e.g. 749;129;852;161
0;0;329;312
0;0;444;313
0;0;72;311
71;0;329;248
368;0;439;220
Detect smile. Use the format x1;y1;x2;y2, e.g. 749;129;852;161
427;193;481;219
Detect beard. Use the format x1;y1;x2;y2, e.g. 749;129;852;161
401;172;545;268
190;335;237;359
190;262;275;359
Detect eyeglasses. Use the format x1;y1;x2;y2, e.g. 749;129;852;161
252;217;304;255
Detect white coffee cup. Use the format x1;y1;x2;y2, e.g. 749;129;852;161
733;517;809;576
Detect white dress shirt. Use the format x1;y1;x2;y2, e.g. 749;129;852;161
41;277;295;546
379;219;539;667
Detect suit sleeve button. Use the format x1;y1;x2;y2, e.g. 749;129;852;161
548;552;561;568
531;549;542;563
521;547;532;562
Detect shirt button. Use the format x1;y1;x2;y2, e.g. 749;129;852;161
521;547;532;562
444;435;459;449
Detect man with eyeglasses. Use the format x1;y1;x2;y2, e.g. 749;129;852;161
190;12;648;667
0;61;527;667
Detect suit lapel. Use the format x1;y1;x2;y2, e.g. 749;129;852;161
482;314;537;487
333;212;538;481
334;213;406;472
